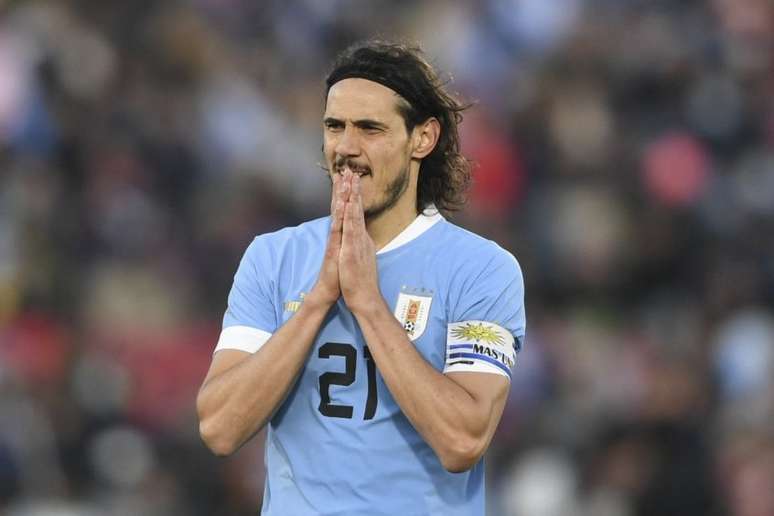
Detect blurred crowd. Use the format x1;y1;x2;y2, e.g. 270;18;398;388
1;0;773;515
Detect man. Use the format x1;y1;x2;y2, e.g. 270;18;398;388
197;40;526;515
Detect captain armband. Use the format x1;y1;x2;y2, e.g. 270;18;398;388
443;321;517;380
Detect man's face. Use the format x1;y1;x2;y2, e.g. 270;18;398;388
323;78;414;220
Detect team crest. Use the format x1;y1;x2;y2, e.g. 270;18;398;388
394;287;432;341
450;322;505;346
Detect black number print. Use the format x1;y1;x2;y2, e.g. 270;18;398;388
317;343;378;420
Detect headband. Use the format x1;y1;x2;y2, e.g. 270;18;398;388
326;67;425;114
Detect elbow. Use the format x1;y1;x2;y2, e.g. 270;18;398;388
197;388;240;457
196;389;266;457
197;395;243;457
199;417;239;457
197;394;233;456
437;435;486;473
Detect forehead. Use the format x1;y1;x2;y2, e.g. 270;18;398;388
325;78;404;122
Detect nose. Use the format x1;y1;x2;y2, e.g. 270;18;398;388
334;125;361;158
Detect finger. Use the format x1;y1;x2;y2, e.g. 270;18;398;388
334;171;350;214
329;177;346;247
331;179;350;234
329;172;339;213
327;214;344;268
343;198;356;243
331;196;345;235
342;168;353;203
331;172;349;211
348;175;359;226
351;174;366;232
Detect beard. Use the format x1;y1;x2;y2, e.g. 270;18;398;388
363;165;411;221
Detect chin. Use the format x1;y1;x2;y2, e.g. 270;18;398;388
362;199;380;219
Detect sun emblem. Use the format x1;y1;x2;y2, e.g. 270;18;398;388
451;322;504;345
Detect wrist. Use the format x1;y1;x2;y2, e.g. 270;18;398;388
349;292;389;321
303;286;338;312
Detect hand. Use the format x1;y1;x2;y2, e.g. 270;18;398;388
339;173;380;313
307;171;348;307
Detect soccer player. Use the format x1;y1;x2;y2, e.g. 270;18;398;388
197;41;526;515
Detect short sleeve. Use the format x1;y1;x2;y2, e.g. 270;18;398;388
443;248;526;379
215;238;278;354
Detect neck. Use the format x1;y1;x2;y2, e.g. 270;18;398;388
366;183;420;251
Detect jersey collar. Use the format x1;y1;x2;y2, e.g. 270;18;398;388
376;207;444;255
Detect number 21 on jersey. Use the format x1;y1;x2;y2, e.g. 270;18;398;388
317;343;377;420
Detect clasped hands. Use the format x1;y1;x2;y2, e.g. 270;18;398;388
309;169;381;313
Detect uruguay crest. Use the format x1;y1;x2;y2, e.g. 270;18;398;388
394;287;432;341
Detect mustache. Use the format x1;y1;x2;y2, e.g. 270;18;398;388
317;156;371;177
333;157;371;174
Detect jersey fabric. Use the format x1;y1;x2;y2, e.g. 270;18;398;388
217;210;526;516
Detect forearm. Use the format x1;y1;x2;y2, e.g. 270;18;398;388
197;296;331;455
353;299;492;470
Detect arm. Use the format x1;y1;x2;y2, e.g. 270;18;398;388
353;301;509;473
197;173;350;456
339;174;513;472
197;295;333;456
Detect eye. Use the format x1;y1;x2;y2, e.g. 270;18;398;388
361;125;383;135
324;120;344;131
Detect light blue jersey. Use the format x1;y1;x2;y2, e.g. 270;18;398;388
216;211;526;516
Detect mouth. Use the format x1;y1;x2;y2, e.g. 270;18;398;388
335;161;371;177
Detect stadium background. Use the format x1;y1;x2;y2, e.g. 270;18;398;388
1;0;773;515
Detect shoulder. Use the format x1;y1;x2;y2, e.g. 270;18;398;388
436;221;526;336
434;220;522;279
244;216;330;263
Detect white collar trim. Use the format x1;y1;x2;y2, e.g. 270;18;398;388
376;207;444;255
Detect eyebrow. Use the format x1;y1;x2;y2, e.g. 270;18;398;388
323;117;389;130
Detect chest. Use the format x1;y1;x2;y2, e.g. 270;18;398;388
273;258;449;371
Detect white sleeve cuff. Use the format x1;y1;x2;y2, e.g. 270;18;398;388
214;325;272;354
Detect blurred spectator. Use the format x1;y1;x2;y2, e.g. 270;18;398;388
0;1;772;515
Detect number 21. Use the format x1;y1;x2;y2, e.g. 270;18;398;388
318;342;377;420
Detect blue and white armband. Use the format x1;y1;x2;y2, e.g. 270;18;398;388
443;321;517;380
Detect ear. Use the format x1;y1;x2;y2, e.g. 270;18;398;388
411;117;440;159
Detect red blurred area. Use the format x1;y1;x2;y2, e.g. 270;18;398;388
642;132;710;207
0;312;70;386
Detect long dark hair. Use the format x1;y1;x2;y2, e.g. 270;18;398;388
325;40;472;214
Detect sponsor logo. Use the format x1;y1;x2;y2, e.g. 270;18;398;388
283;292;306;313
